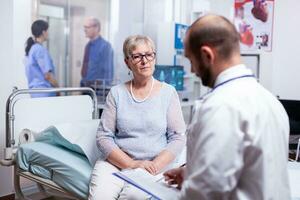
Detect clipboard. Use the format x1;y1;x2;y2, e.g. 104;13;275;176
113;168;179;200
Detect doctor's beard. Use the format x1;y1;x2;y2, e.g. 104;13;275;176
199;62;214;88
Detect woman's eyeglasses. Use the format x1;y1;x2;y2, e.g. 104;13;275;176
129;52;156;64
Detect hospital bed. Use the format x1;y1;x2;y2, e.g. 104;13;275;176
0;87;99;200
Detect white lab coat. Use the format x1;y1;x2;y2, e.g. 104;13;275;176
179;65;290;200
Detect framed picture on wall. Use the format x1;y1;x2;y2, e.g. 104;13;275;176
174;23;189;50
234;0;274;52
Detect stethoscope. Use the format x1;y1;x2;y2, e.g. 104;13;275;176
199;74;255;100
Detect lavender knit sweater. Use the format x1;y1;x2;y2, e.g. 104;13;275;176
96;82;186;160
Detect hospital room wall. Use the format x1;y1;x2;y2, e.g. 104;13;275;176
0;0;31;197
271;1;300;100
0;0;14;197
111;0;193;83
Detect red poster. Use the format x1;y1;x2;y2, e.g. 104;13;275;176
234;0;274;52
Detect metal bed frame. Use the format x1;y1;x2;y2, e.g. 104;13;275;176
81;79;119;104
0;87;98;200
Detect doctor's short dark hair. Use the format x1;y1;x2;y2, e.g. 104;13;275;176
187;15;240;60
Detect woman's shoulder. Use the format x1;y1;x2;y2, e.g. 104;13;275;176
30;43;47;54
109;83;128;96
152;81;177;105
107;83;129;106
154;82;178;108
31;43;44;50
160;82;177;95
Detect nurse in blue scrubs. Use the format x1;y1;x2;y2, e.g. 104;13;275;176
24;20;58;97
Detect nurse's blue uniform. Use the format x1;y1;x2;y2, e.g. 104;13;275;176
24;43;56;97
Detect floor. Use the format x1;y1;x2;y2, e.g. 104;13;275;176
16;190;77;200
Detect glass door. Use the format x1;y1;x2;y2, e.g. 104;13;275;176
38;0;69;87
48;17;68;86
36;0;111;88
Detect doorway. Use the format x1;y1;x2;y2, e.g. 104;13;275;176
37;0;111;87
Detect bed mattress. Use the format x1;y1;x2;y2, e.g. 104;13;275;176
17;141;92;199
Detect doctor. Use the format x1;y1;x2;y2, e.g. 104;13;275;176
164;14;290;199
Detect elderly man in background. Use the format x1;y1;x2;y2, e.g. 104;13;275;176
81;17;113;87
164;14;290;200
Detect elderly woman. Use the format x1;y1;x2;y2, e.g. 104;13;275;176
88;35;186;200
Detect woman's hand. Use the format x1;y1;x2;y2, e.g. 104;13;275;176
130;160;158;175
163;167;184;189
44;72;59;87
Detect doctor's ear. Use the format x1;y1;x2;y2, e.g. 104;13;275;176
200;46;215;65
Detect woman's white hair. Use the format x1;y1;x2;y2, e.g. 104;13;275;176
123;35;155;59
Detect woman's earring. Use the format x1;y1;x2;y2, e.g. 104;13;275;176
128;71;131;76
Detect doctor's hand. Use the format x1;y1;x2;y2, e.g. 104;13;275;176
163;167;184;189
130;160;158;175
